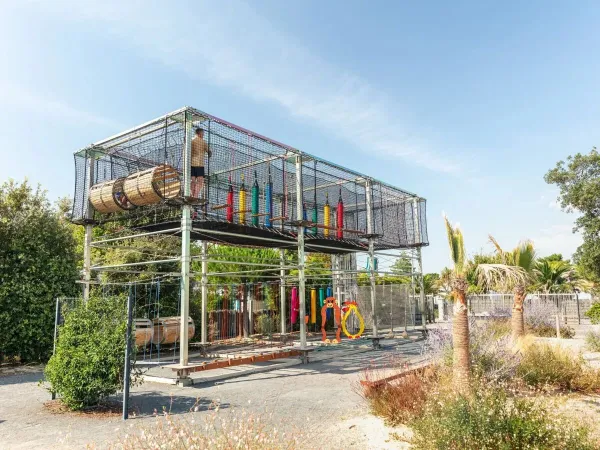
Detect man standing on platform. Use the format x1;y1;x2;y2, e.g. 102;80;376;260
191;128;211;199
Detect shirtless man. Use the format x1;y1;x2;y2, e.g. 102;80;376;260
191;128;211;198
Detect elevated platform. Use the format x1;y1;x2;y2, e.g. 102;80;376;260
133;218;381;254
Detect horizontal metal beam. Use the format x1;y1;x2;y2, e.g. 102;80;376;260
211;154;286;177
91;228;181;246
91;258;180;271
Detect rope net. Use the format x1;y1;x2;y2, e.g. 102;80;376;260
72;107;428;251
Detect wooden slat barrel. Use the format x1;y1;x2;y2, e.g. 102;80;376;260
123;164;181;206
134;318;153;347
88;178;134;214
151;316;195;345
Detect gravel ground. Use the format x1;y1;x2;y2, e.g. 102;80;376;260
0;340;423;450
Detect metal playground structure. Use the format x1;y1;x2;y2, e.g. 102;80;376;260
70;106;429;387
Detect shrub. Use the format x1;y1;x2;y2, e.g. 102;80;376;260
517;344;600;393
45;295;135;410
109;410;307;449
586;330;600;352
530;322;575;338
361;372;431;426
525;300;575;338
255;312;279;336
410;383;596;450
585;302;600;324
0;181;79;362
422;319;521;382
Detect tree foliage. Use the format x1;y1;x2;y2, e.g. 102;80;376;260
0;180;79;362
45;295;133;410
545;148;600;286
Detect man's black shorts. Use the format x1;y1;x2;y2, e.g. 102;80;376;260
191;166;205;177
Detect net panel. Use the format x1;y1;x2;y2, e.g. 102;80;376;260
72;107;429;250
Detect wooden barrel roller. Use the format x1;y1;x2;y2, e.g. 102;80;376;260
88;178;134;214
123;164;181;206
134;318;153;347
151;316;195;345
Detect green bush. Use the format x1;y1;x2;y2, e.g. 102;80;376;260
529;322;575;338
255;312;279;336
517;344;600;392
585;302;600;325
45;295;135;410
585;330;600;352
0;181;79;362
410;383;596;450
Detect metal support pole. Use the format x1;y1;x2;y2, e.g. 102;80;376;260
179;111;193;367
201;241;208;344
365;180;378;338
413;198;427;332
335;255;342;306
295;155;307;349
576;291;581;325
51;298;61;400
83;226;92;302
122;289;134;420
280;249;287;335
248;284;254;335
83;152;95;302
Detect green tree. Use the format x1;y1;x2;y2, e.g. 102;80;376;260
538;253;566;264
545;148;600;286
0;180;79;362
390;252;412;275
533;260;581;293
444;216;526;392
488;236;537;340
45;295;133;410
416;273;440;296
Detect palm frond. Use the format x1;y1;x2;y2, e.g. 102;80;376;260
514;240;536;273
444;215;466;274
476;263;527;292
488;234;504;255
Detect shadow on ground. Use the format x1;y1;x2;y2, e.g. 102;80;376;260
0;370;44;387
129;391;230;417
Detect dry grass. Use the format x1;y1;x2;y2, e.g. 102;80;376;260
101;409;308;450
517;343;600;393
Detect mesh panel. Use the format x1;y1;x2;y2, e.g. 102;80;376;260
72;107;428;250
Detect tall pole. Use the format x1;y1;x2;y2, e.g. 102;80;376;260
335;255;342;305
295;155;307;348
122;287;134;420
83;154;95;302
413;198;427;332
179;111;192;366
280;249;287;335
201;240;208;344
365;179;378;338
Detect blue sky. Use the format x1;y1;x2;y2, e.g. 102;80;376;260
1;1;597;273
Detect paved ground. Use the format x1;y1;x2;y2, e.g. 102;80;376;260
0;338;424;450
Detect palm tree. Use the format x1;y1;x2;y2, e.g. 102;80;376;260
534;260;581;293
489;236;536;340
445;217;526;391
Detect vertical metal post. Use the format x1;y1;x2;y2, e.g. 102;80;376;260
51;298;61;400
335;255;342;306
83;153;95;302
365;179;378;338
201;240;208;344
295;155;307;349
413;199;427;332
122;289;134;420
576;291;581;325
179;111;192;367
390;284;394;333
248;284;254;336
280;249;287;335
